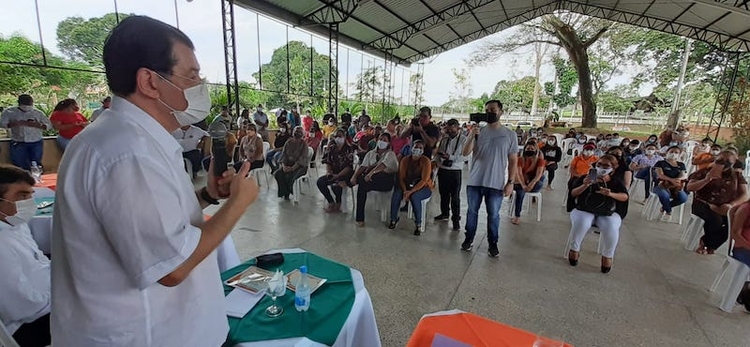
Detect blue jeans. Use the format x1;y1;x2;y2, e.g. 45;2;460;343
56;136;72;151
634;168;653;198
390;186;432;225
266;150;282;172
733;248;750;268
652;185;688;214
513;179;544;217
10;140;43;170
465;186;504;244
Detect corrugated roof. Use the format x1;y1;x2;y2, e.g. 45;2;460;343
234;0;750;66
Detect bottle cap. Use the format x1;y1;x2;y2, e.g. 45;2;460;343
300;265;307;273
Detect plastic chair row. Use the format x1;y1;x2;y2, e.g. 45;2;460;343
507;191;543;222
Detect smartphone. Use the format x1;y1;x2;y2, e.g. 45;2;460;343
587;168;598;182
469;113;488;123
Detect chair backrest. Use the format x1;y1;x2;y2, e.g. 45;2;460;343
0;316;20;347
307;146;314;160
685;140;699;148
552;133;564;145
727;208;735;256
262;142;270;155
571;147;581;157
561;138;576;152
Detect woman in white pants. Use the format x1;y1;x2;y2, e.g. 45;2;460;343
567;154;630;273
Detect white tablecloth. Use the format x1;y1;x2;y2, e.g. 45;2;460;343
30;188;241;272
236;248;381;347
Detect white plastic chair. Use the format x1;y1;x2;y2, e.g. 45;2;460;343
563;226;604;258
507;190;543;221
709;211;750;312
642;193;686;225
407;196;431;227
744;150;749;180
0;316;20;347
250;142;271;187
560;138;577;167
340;186;356;215
682;214;706;251
370;190;392;223
291;147;315;204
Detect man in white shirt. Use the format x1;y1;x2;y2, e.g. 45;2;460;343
89;96;112;122
172;124;210;176
433;119;468;231
0;94;51;170
0;165;51;347
51;16;259;347
253;103;269;141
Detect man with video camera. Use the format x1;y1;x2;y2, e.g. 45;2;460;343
461;100;519;257
400;106;439;158
434;118;467;230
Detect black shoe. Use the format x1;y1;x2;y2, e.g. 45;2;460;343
740;287;750;312
488;243;499;257
601;266;612;274
388;218;399;229
434;214;449;221
460;237;473;251
400;205;408;212
414;225;422;236
452;220;460;231
568;250;579;266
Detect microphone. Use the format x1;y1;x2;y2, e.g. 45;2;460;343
208;121;229;179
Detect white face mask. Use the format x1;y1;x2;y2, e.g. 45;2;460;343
583;150;594;156
629;145;639;151
548;140;555;145
1;197;36;226
596;167;613;177
19;105;33;112
256;107;262;112
328;121;334;126
710;150;721;155
157;74;211;126
334;137;345;145
646;150;656;156
412;148;424;157
666;153;680;160
377;140;389;150
280;128;287;133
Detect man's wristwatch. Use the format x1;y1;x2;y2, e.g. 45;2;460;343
200;187;220;205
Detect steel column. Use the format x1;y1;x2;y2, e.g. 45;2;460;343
328;23;340;114
221;0;241;116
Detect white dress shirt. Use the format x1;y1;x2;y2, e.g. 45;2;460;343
0;106;51;142
436;133;468;170
172;125;209;152
51;97;228;347
0;221;50;334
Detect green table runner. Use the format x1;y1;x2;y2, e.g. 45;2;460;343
221;252;355;346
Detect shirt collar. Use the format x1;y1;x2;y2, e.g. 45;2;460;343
110;96;182;155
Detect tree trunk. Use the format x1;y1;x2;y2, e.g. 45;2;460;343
546;16;601;129
666;109;681;129
531;44;543;116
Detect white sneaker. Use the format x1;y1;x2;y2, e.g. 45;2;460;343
660;213;672;222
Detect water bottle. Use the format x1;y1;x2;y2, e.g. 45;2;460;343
294;265;312;312
30;161;42;182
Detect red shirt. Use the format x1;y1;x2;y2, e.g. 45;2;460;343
51;111;87;139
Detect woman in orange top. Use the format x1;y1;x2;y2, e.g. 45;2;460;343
388;140;433;235
512;142;546;224
50;98;89;151
569;143;598;178
692;144;722;171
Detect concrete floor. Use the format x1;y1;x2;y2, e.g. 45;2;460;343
201;166;749;347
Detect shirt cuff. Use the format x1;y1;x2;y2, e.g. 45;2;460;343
135;225;201;290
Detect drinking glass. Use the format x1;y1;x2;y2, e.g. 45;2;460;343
265;274;287;317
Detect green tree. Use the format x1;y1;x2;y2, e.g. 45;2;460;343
252;41;334;108
57;13;130;66
447;67;473;111
409;72;425;107
491;76;549;113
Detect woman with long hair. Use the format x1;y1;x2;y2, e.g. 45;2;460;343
50;98;88;151
388;140;433;235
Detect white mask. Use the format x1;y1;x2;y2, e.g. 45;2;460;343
377;140;389;150
667;153;680;160
1;197;36;226
412;148;424;157
596;167;613;177
646;150;656;156
19;105;33;112
583;150;594;156
710;150;721;155
256;107;262;112
629;146;639;151
280;128;287;133
334;137;345;145
157;74;211;126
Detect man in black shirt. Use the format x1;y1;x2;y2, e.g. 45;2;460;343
401;106;439;157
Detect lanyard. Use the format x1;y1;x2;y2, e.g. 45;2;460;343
442;134;461;156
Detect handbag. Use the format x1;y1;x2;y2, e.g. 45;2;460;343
576;183;616;216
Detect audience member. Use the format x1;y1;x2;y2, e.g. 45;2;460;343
302;109;314;133
541;135;562;190
266;123;291;172
729;202;750;311
273;126;309;201
172;124;210;176
50;98;89;151
318;129;355;213
89;96;111;122
652;146;688;221
511;142;546;225
235;123;265;171
0;94;50;170
253;104;269;141
687;150;748;254
400;106;440;158
388;140;433;236
605;146;633;188
460;100;518;257
569;143;598;178
351;133;398;227
567;155;630;273
0;165;51;347
433;119;467;230
692;144;722;171
306;121;324;166
629;143;663;200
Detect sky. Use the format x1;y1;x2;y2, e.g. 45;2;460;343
2;0;633;106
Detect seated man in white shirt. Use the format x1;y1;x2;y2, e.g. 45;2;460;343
172;124;210;176
0;164;51;347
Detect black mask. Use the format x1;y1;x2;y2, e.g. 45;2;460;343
486;112;499;124
523;150;536;157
